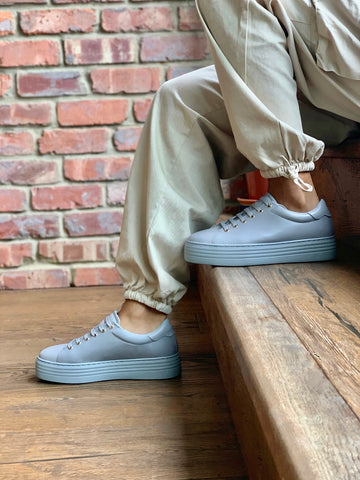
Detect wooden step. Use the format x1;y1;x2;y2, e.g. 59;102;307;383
198;140;360;479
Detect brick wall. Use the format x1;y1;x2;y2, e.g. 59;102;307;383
0;0;212;289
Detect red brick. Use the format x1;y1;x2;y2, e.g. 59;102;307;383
178;6;202;31
0;0;45;4
64;156;131;181
167;65;202;80
0;188;26;212
65;38;136;65
133;98;152;123
114;126;142;151
0;40;60;67
0;242;33;267
0;214;60;240
141;34;207;62
102;7;173;32
91;66;161;94
64;210;122;237
20;9;96;34
38;128;109;154
17;71;87;97
32;184;102;211
0;73;11;96
0;11;14;36
0;160;58;185
0;268;69;290
0;132;34;156
73;266;122;286
0;103;51;126
57;99;128;126
39;239;108;262
107;182;127;206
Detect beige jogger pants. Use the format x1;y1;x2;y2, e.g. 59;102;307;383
116;0;360;314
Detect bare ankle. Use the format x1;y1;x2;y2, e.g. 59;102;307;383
118;300;167;334
268;173;319;212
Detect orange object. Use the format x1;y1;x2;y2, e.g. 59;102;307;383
245;170;268;200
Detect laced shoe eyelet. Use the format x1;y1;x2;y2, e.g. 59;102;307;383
109;325;114;329
232;224;238;229
267;204;272;208
91;333;97;338
250;215;255;218
258;209;263;213
100;328;106;334
84;337;89;341
224;228;229;232
75;340;81;345
67;345;73;350
242;220;246;224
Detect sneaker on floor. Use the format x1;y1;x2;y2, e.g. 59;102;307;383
35;311;181;384
184;193;336;267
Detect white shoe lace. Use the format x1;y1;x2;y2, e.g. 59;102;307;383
220;197;273;232
67;314;116;350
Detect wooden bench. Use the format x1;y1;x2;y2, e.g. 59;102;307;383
198;140;360;479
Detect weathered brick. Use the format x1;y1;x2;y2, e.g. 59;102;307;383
0;160;58;185
107;182;127;206
17;71;87;97
65;38;136;65
167;65;202;80
133;98;152;122
64;156;131;181
0;103;52;126
0;73;11;96
114;126;142;151
0;40;60;67
0;214;60;239
0;132;34;156
178;6;202;31
0;0;45;4
64;210;122;237
57;99;128;126
141;34;207;62
39;239;108;262
0;188;26;212
39;128;109;154
0;11;14;36
91;66;161;94
0;268;69;290
102;7;173;32
0;242;33;267
32;184;102;211
20;9;96;34
73;266;122;286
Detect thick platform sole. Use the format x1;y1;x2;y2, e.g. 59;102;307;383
184;236;336;267
36;352;181;384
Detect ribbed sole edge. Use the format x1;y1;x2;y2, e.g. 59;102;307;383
36;353;181;384
184;236;336;266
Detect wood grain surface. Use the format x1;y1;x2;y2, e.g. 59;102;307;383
0;283;247;480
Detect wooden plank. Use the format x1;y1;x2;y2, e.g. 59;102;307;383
250;260;360;418
198;264;360;480
0;284;247;480
312;155;360;237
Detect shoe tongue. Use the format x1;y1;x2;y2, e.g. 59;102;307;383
260;192;277;204
111;311;121;326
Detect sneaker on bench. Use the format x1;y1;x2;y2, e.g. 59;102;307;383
36;311;181;384
184;193;336;267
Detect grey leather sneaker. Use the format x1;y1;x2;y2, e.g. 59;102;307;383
184;193;336;266
36;311;180;384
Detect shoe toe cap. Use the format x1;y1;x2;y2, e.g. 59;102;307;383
38;344;67;362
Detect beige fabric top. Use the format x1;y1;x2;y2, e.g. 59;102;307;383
313;0;360;79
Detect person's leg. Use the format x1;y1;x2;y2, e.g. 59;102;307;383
115;66;249;327
35;66;252;383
